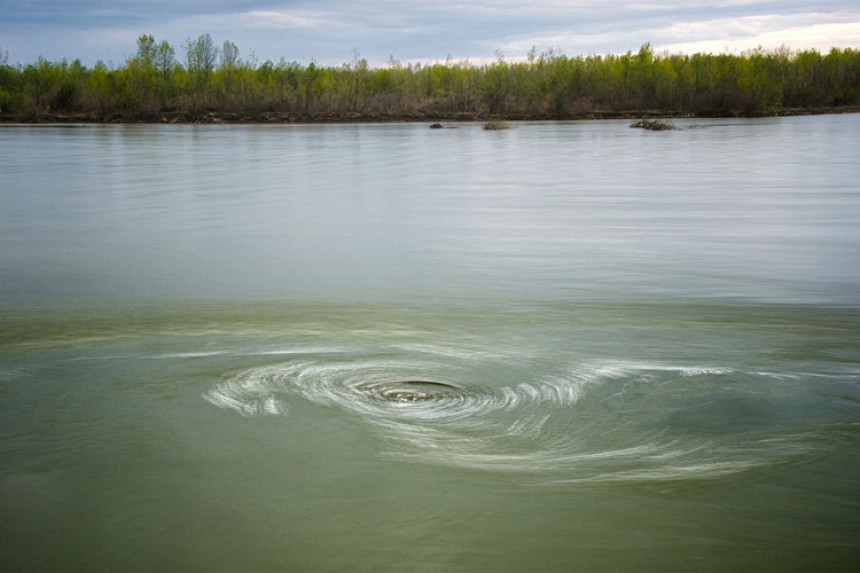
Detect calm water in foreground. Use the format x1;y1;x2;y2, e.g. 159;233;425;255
1;117;859;571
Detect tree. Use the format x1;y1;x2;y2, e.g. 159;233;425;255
155;40;175;80
482;53;511;115
185;33;219;86
302;61;319;111
183;33;219;107
347;48;368;110
136;34;157;68
85;61;115;115
2;35;858;121
0;44;14;113
125;34;160;112
221;41;239;69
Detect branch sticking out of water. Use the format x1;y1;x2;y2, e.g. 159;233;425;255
483;120;512;130
630;119;677;131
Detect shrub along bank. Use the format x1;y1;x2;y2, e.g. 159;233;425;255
1;36;859;122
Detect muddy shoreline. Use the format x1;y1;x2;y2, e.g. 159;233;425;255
3;106;859;125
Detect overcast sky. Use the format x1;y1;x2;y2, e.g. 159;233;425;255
1;0;859;67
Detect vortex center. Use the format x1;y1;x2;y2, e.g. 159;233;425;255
359;380;458;402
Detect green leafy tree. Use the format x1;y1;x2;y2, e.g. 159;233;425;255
84;61;116;116
136;34;157;68
185;33;219;103
123;34;160;113
155;40;175;80
482;53;511;115
20;58;62;118
0;44;17;113
2;36;858;121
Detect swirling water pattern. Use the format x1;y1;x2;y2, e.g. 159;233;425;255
205;344;823;483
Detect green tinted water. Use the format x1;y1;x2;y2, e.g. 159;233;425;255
1;118;859;571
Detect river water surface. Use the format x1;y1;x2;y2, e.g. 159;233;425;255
1;117;859;571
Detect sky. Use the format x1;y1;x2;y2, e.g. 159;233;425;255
1;0;859;67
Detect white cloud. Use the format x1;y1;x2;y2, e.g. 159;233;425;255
161;8;337;33
1;0;858;65
230;10;331;30
657;20;860;54
496;9;860;58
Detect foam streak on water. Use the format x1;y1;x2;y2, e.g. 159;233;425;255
204;354;819;483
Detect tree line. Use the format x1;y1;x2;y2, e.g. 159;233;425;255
1;34;859;122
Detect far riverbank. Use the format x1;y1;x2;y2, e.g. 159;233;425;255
2;105;859;125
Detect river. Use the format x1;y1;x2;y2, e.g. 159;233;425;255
1;116;859;571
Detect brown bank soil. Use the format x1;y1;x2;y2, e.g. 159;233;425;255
2;106;859;125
